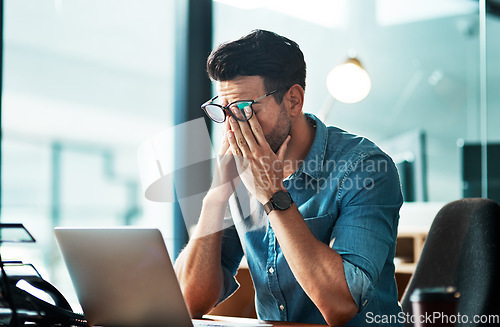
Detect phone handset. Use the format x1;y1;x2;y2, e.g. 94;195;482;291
6;274;88;326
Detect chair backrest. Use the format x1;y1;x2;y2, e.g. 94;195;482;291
401;198;500;325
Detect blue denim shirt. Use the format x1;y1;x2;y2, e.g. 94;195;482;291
219;113;403;326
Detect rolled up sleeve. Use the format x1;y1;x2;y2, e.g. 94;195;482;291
343;259;374;311
331;152;403;311
218;225;244;304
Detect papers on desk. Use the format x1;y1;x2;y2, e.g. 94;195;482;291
193;318;272;326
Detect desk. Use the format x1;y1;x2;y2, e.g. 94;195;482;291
96;317;326;327
197;315;327;326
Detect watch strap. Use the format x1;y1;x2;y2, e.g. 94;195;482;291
263;201;274;215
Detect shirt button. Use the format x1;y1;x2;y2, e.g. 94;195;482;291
268;267;274;274
279;304;285;311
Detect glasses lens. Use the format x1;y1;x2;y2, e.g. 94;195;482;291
229;102;253;121
204;105;225;123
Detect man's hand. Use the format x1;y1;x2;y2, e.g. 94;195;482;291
208;120;241;203
227;106;291;204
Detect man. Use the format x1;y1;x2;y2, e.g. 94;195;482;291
174;30;403;326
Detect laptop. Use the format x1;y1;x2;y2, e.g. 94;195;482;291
54;227;270;327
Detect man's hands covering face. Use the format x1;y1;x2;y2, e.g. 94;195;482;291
226;106;291;205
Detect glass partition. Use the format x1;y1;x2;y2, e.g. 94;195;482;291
485;4;500;202
487;13;500;144
213;0;496;204
2;0;176;309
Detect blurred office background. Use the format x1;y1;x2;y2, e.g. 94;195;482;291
1;0;499;310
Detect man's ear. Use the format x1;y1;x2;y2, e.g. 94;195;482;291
285;84;304;117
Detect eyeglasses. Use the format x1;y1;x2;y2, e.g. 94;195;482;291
201;90;277;123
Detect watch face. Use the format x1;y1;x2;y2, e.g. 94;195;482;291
273;190;292;210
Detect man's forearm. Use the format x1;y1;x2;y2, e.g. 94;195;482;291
174;191;229;318
267;204;358;326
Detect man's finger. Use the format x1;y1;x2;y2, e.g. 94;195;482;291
219;120;231;155
232;106;259;152
246;107;267;147
229;117;252;157
276;135;291;161
227;129;244;158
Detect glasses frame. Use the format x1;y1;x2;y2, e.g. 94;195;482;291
201;89;277;123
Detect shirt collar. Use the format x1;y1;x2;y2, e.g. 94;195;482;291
286;113;327;181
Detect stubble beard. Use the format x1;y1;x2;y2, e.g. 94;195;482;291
265;103;292;154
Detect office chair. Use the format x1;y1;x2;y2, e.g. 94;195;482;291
400;198;500;326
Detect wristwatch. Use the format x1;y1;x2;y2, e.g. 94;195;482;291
263;190;293;215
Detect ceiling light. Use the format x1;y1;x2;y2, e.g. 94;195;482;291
326;57;372;104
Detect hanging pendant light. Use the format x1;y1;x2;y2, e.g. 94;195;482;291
326;57;372;104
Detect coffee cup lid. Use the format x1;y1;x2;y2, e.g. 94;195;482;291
410;286;460;302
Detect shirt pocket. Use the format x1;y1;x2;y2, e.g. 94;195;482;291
303;214;335;244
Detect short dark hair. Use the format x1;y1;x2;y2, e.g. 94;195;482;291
206;29;306;104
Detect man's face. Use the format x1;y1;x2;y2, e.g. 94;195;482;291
216;75;291;153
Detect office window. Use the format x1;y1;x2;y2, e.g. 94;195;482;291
2;0;176;308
